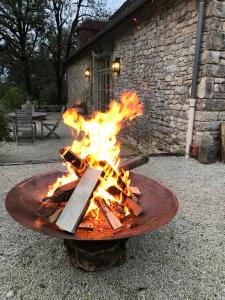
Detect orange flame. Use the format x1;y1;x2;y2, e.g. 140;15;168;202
47;91;143;222
63;91;143;169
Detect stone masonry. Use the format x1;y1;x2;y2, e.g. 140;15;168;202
195;0;225;156
67;0;225;156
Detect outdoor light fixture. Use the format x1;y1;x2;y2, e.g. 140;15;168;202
84;67;91;79
112;58;121;74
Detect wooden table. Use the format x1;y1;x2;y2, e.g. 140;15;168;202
7;112;48;140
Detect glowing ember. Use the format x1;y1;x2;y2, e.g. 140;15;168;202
47;91;143;223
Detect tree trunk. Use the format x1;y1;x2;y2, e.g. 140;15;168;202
20;44;32;97
56;70;63;105
23;61;32;97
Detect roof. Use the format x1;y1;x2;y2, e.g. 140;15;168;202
65;0;148;65
76;19;107;33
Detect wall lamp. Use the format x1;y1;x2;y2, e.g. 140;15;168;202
112;58;121;74
84;67;91;79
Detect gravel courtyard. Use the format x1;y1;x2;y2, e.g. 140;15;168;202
1;157;225;300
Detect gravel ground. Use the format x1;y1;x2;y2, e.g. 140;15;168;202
1;157;225;300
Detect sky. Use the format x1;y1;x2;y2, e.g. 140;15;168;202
106;0;126;11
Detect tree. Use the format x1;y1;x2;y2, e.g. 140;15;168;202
44;0;109;104
0;0;47;97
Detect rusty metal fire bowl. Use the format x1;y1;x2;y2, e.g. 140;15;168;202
5;171;178;271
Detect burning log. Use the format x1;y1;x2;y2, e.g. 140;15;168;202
118;154;149;171
48;208;64;223
56;167;102;233
60;149;135;198
60;148;87;175
61;148;149;174
130;186;141;196
124;197;143;216
95;198;123;230
109;202;126;221
39;149;146;230
78;220;94;231
37;202;65;223
41;180;78;203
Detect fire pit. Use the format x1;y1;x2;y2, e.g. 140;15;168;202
5;170;178;271
5;92;179;271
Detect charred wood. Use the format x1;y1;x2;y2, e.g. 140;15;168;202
41;179;78;203
124;197;143;216
95;198;123;230
118;155;149;171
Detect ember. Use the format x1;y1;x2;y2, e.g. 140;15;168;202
38;92;145;233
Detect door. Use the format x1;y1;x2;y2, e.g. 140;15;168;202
97;56;111;111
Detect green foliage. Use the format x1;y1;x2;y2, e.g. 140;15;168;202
0;86;26;112
0;113;10;142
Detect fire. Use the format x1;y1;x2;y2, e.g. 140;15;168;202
47;91;143;222
47;162;78;197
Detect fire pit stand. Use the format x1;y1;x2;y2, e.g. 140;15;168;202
64;239;127;271
5;171;178;272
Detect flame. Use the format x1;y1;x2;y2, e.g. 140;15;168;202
63;91;142;168
47;162;78;197
47;91;143;223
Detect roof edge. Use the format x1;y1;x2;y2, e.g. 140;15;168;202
65;0;148;65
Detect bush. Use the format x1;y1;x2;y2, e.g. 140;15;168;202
0;113;10;142
0;86;26;112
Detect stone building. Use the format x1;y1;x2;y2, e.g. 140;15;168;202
65;0;225;158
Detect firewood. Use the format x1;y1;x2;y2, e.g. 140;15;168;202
48;208;64;223
119;154;149;171
78;221;94;230
124;197;143;216
100;161;135;199
56;167;102;233
37;203;65;223
61;148;148;174
95;198;123;230
109;201;126;221
60;148;87;174
130;186;141;196
41;179;78;203
37;203;59;218
107;184;138;203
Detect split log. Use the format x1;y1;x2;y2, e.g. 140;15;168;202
37;203;58;218
95;198;123;230
60;148;87;174
78;220;94;231
109;202;126;221
37;203;65;223
61;148;148;174
107;184;138;203
130;186;141;196
100;161;134;199
41;179;78;203
118;154;149;171
48;208;64;223
59;149;146;202
56;167;102;233
124;197;143;216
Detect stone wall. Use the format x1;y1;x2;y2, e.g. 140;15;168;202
66;0;225;155
67;56;92;110
194;0;225;157
112;0;198;153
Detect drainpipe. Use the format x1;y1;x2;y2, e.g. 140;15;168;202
91;51;98;111
185;0;206;159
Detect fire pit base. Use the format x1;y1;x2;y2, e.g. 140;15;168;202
63;238;128;271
